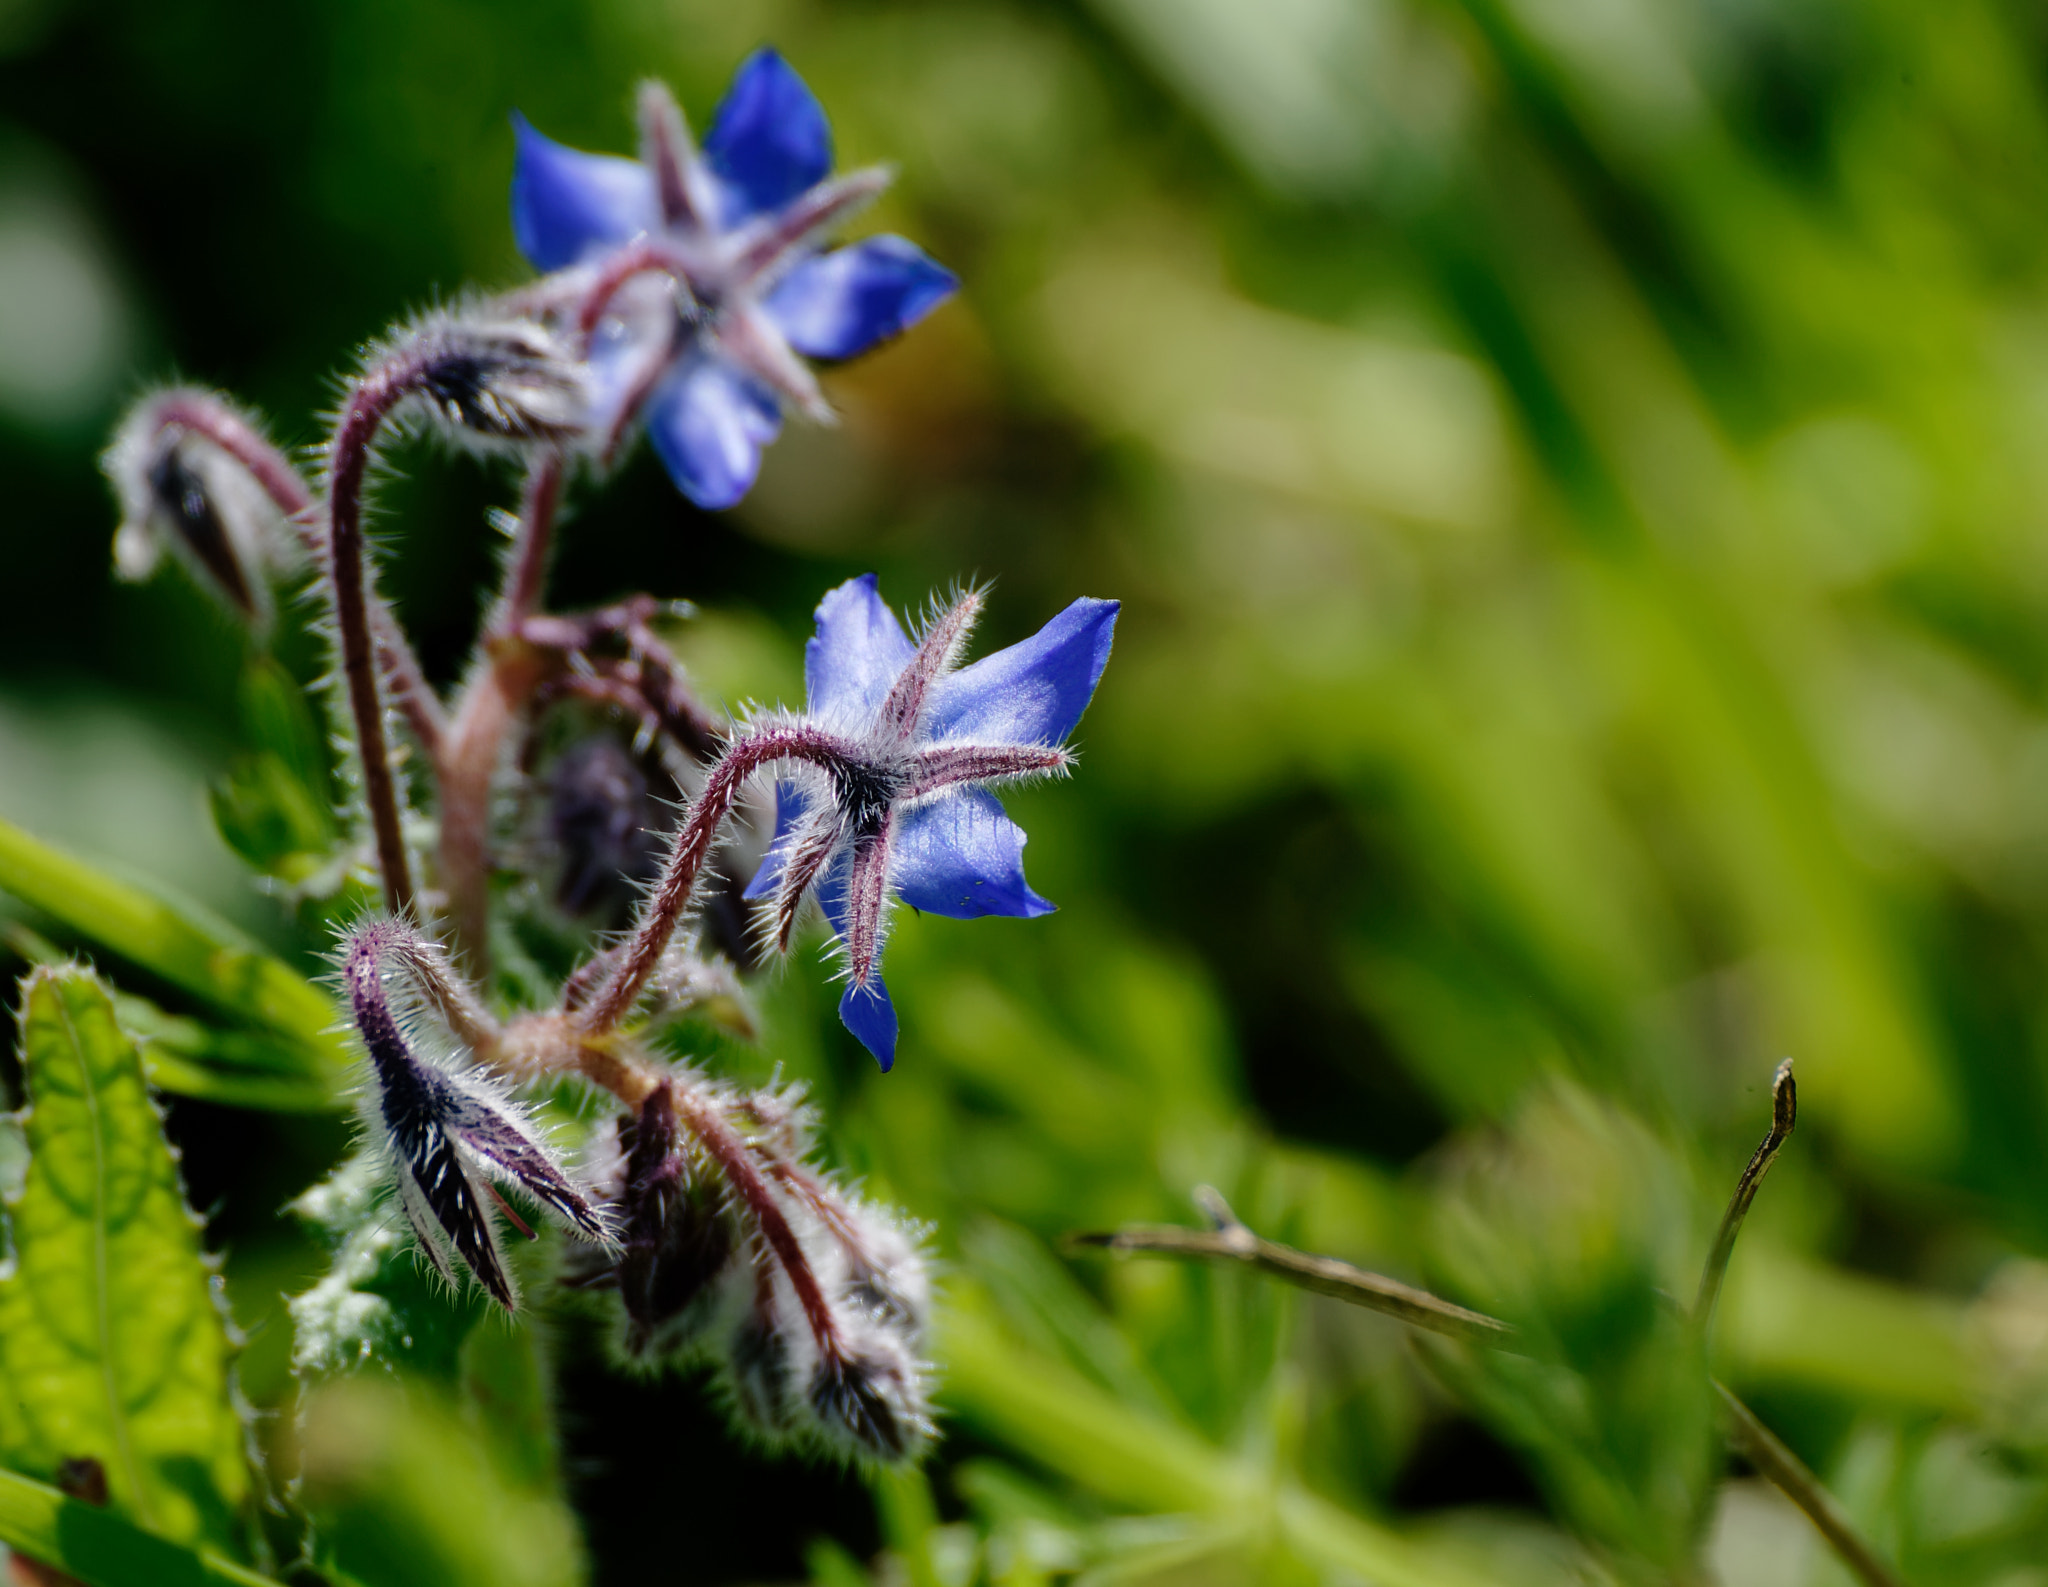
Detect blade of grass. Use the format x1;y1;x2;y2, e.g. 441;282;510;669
0;819;347;1106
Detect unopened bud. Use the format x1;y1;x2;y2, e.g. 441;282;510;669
103;391;292;628
394;313;591;447
341;920;614;1309
547;733;664;918
610;1087;740;1356
809;1339;928;1464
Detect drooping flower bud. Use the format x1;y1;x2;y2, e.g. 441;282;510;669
590;1085;742;1357
341;920;614;1308
102;389;296;628
375;311;592;450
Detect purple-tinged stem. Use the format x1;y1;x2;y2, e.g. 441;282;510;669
521;598;721;761
576;722;858;1032
436;453;570;969
841;819;892;990
497;450;565;631
599;316;685;461
727;167;892;289
670;1079;844;1367
905;743;1070;799
879;591;981;744
151;391;314;522
328;359;441;913
637;81;703;233
574;239;699;343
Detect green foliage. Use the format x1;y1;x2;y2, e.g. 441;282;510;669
1422;1086;1717;1577
0;1466;281;1587
0;819;348;1109
288;1162;585;1586
0;967;250;1553
21;0;2048;1580
3;923;341;1112
208;661;340;890
941;1289;1498;1587
296;1381;583;1587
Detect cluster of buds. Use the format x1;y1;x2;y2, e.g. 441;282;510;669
340;918;932;1465
97;47;1112;1474
568;1076;933;1463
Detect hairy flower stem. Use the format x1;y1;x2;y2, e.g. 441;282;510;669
438;453;567;969
327;365;433;913
670;1080;844;1364
438;639;549;971
575;239;698;342
576;723;855;1032
476;1024;850;1367
143;391;445;754
498;450;565;629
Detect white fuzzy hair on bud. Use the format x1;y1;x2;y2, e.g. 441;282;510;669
565;1070;935;1464
102;388;297;629
339;918;616;1310
375;310;594;451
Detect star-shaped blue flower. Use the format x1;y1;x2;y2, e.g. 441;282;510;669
510;51;958;508
744;577;1118;1069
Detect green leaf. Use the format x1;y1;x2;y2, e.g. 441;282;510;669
0;817;348;1108
0;1467;282;1587
457;1317;561;1497
238;658;330;799
209;754;336;883
0;967;251;1552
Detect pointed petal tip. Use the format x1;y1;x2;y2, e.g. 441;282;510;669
706;47;832;225
924;593;1120;748
509;113;656;272
838;977;898;1071
644;357;781;509
767;236;960;361
806;573;914;718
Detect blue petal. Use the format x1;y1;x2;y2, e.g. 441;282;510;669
703;49;833;227
805;575;915;722
926;598;1120;747
510;113;656;271
813;849;899;1069
742;781;810;901
837;978;898;1071
892;788;1052;920
765;237;958;360
643;352;783;509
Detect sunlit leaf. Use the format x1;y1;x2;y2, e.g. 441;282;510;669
0;967;251;1552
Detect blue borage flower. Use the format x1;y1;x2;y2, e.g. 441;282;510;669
745;577;1118;1069
510;50;958;508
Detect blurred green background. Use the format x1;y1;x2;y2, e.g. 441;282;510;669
7;0;2048;1581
